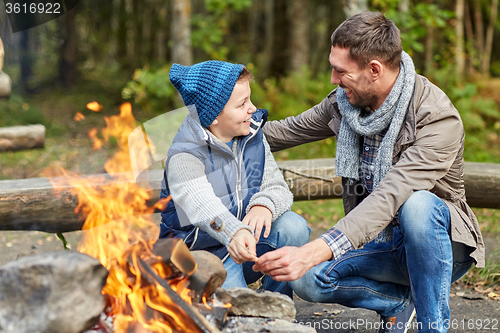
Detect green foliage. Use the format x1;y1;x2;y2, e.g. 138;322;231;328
251;67;333;120
56;233;70;250
463;250;500;289
0;95;46;127
250;67;338;160
191;0;252;60
122;66;176;114
373;1;454;59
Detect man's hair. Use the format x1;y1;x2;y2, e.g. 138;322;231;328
331;11;402;70
238;67;254;83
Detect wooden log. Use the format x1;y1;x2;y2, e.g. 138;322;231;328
0;173;161;233
0;124;45;151
0;160;499;233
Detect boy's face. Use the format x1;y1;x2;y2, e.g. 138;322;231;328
208;80;256;142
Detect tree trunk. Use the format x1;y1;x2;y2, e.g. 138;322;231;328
310;3;330;75
481;0;498;75
423;0;434;75
141;0;152;63
125;0;137;68
288;0;309;72
270;0;289;77
464;1;476;76
20;31;33;93
109;0;121;64
60;7;78;87
424;24;434;75
342;0;367;19
261;0;275;77
473;0;484;58
171;0;192;65
248;0;261;55
399;0;410;13
156;0;168;62
455;0;465;81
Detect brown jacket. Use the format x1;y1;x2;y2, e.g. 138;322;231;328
263;74;485;267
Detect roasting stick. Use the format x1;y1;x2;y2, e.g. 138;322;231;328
210;217;258;258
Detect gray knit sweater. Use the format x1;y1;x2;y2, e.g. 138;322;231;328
167;131;293;247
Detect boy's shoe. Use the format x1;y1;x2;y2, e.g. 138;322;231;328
377;301;416;333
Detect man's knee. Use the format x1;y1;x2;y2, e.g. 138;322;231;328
272;211;311;246
290;269;321;302
398;190;451;239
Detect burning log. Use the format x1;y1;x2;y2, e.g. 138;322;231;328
150;238;198;279
188;251;227;304
138;258;221;333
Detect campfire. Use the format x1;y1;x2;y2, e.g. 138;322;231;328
51;103;228;333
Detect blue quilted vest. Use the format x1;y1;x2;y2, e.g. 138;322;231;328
159;108;268;259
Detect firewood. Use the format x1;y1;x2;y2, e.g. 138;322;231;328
150;238;197;278
0;124;45;151
138;258;221;333
188;251;227;304
1;160;500;232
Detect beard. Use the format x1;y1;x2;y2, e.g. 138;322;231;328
347;89;378;109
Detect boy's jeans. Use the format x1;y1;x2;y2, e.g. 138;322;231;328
221;211;310;298
291;191;474;333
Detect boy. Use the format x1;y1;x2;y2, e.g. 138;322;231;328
159;60;309;297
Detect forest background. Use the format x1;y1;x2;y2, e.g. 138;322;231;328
0;0;499;288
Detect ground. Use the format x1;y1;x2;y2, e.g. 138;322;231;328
0;226;499;333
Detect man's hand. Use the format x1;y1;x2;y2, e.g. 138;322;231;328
252;239;333;281
242;205;272;241
228;229;258;264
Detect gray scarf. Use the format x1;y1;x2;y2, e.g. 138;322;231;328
335;51;415;188
335;51;416;242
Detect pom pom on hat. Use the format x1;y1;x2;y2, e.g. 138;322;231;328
169;60;244;127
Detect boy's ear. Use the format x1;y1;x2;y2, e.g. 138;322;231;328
211;118;219;126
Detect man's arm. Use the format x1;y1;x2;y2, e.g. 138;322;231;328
263;91;339;152
246;135;293;221
253;238;332;281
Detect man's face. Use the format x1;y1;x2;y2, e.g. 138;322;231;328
329;46;377;109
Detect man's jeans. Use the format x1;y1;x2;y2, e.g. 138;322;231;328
291;191;474;332
221;211;310;298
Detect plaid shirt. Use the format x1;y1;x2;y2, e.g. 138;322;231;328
360;128;388;193
320;126;389;260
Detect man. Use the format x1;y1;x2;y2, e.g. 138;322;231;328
254;11;484;333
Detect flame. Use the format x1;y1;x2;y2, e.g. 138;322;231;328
87;101;103;112
74;112;85;121
52;103;204;332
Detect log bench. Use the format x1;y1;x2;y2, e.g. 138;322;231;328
0;159;499;233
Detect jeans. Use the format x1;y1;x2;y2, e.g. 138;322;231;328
221;211;310;298
291;191;474;332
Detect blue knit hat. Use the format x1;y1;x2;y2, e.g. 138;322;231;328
169;60;244;127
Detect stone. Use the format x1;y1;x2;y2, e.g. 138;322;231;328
221;317;317;333
0;251;108;333
215;287;296;321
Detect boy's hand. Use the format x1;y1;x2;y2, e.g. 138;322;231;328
242;205;272;241
228;229;257;264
